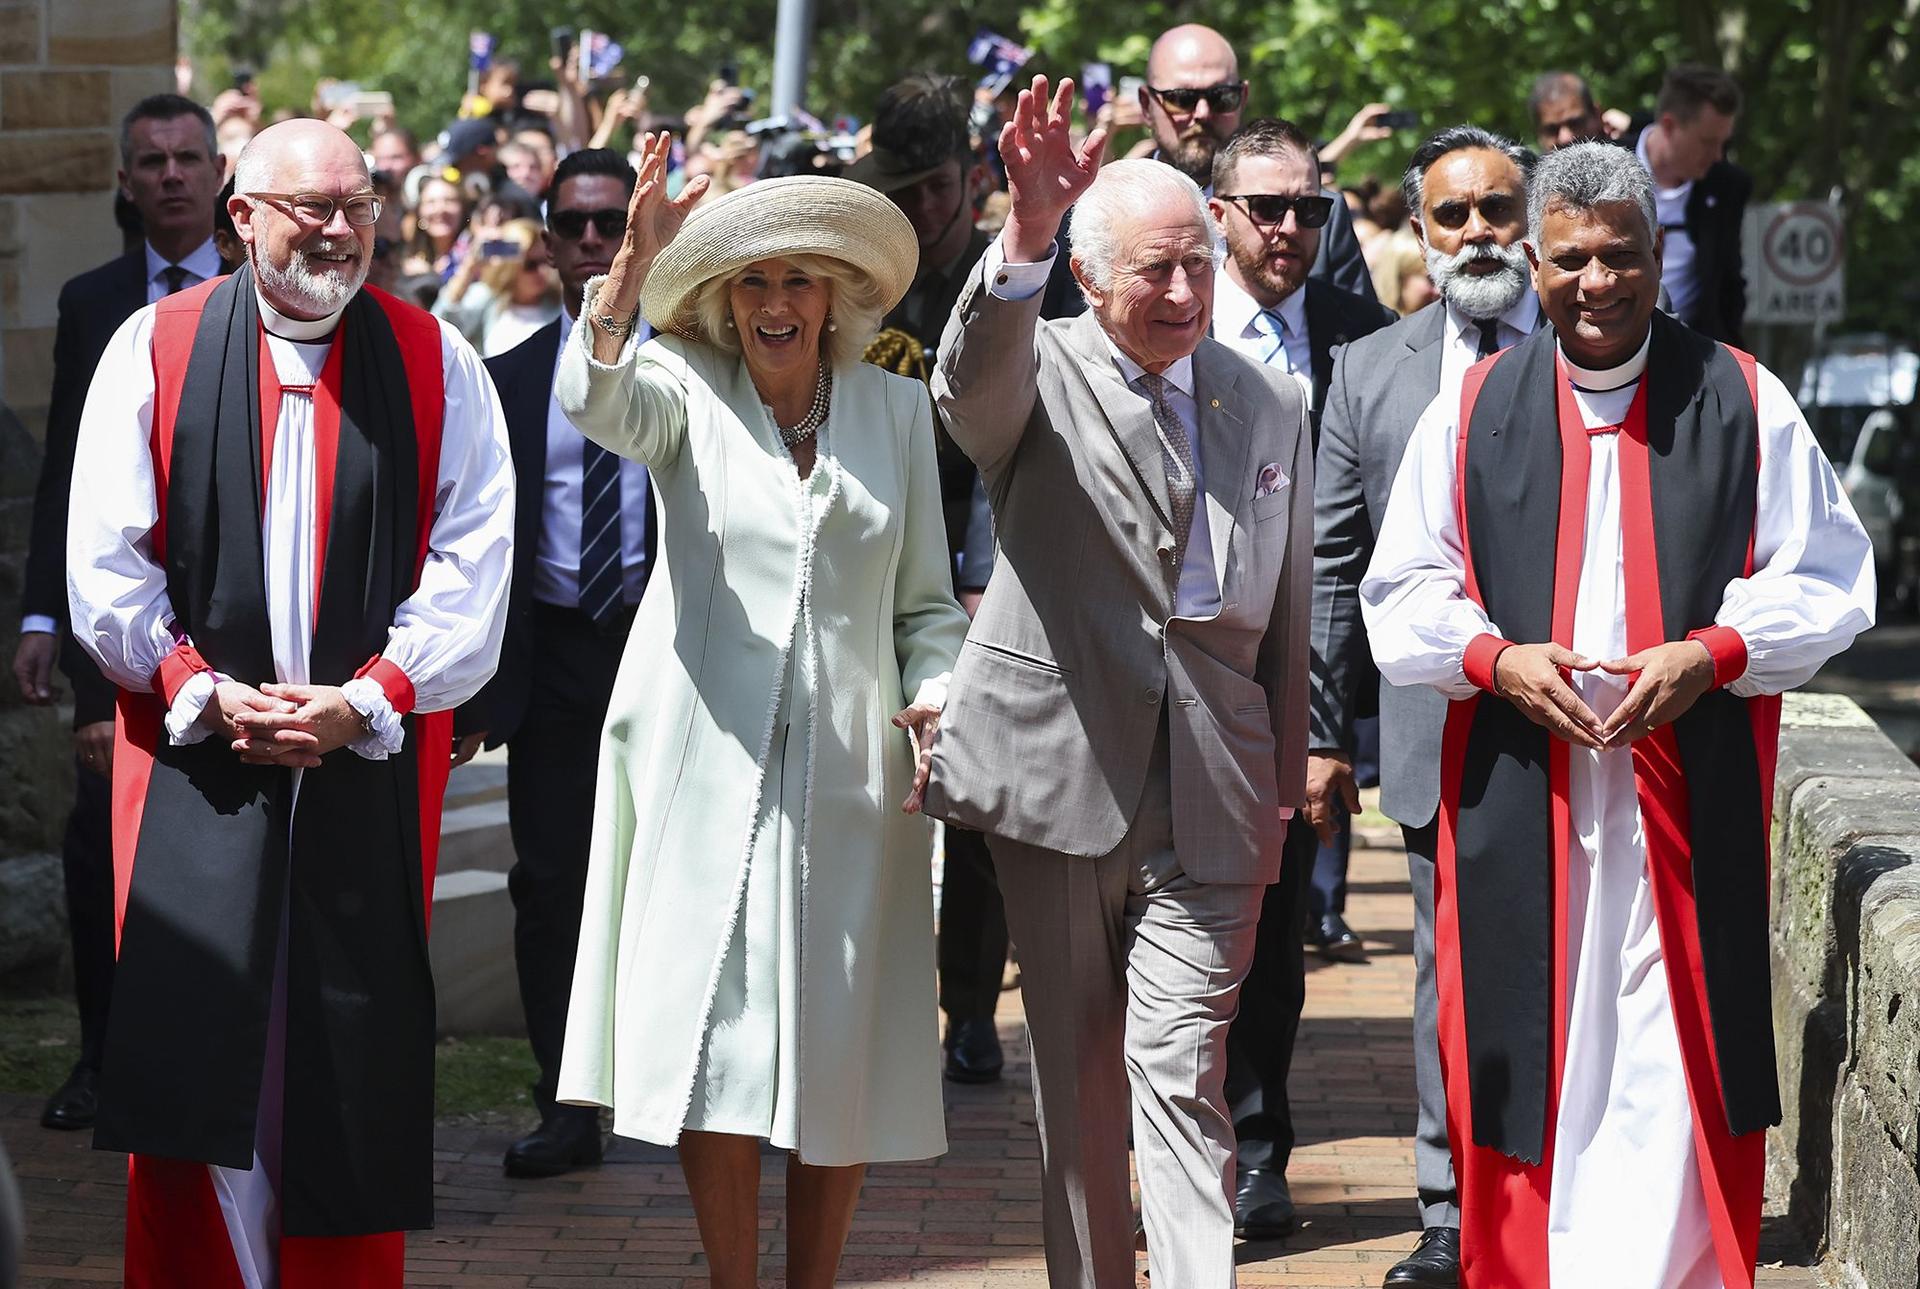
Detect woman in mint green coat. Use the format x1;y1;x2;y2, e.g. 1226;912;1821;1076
553;137;969;1286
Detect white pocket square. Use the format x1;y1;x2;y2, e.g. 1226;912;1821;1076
1254;462;1289;499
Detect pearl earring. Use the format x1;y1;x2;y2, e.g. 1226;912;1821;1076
725;317;735;329
826;313;838;332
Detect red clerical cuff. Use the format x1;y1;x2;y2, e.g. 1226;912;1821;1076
153;643;213;707
1687;625;1748;689
1463;633;1516;694
355;657;417;714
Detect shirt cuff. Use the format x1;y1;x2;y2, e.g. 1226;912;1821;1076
576;275;647;369
1686;625;1748;690
1463;633;1516;694
341;677;406;760
165;669;223;745
983;236;1056;301
20;615;57;636
910;673;950;713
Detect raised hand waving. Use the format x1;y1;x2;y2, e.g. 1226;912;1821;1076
999;75;1108;263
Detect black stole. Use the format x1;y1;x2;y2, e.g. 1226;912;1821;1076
94;267;439;1236
1449;311;1778;1164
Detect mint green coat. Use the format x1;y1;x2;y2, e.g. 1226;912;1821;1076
552;314;967;1165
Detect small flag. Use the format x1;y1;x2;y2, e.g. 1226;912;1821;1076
468;31;495;73
967;28;1032;95
1083;62;1111;115
583;31;624;79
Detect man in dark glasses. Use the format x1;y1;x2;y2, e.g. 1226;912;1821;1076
457;147;657;1181
1134;24;1377;305
1206;115;1396;1247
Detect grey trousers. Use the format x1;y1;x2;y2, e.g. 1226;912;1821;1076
1403;819;1460;1229
989;737;1263;1289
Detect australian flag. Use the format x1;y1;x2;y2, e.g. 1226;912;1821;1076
468;30;495;72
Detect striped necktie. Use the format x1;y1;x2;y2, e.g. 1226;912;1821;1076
1252;308;1293;370
578;442;624;626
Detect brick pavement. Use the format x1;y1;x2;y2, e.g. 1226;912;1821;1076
7;821;1824;1287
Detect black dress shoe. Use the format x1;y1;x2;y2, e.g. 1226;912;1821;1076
1233;1167;1295;1239
1313;912;1369;963
502;1109;603;1178
1384;1226;1460;1287
943;1015;1004;1084
40;1062;98;1131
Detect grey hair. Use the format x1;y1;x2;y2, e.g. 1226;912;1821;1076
1069;158;1221;296
690;253;888;368
119;94;216;169
231;143;273;196
1527;140;1657;248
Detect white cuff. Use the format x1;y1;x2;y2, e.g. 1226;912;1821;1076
341;677;406;760
576;275;648;369
21;615;57;636
983;236;1056;301
165;670;223;745
909;673;950;713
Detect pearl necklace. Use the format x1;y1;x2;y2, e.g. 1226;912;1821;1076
775;364;833;449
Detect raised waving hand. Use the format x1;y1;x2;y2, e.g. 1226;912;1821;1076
1000;75;1108;264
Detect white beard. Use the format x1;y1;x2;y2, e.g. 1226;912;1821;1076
1425;240;1531;321
253;239;368;317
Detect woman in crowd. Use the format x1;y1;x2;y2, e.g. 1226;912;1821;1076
554;133;967;1289
404;173;468;278
431;216;560;356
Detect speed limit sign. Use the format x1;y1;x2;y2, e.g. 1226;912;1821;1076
1745;202;1845;323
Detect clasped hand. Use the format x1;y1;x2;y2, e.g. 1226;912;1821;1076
892;701;941;816
1491;639;1716;750
204;680;367;768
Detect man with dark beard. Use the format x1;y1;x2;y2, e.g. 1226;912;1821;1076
1205;115;1395;1241
1309;125;1538;1286
65;118;514;1286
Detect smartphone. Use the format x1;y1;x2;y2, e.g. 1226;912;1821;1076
1118;75;1145;103
1371;109;1419;130
349;90;394;118
550;26;576;62
480;238;521;260
717;58;740;87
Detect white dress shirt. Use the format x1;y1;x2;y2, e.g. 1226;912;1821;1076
144;237;225;305
536;311;653;609
981;237;1221;619
1636;131;1700;323
1210;270;1314;406
66;286;516;757
1438;290;1544;400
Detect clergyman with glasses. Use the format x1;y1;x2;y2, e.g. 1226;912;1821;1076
451;148;661;1183
64;118;514;1286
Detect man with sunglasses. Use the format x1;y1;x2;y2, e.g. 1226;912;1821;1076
457;147;656;1181
1206;116;1396;1244
1312;125;1541;1289
65;118;514;1286
1139;24;1375;304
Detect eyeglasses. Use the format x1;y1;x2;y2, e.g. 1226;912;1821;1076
1146;83;1246;115
246;191;383;227
548;207;627;241
1218;193;1335;230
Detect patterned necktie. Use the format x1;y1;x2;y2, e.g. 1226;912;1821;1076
160;264;189;296
1253;308;1293;370
1475;318;1501;360
1137;372;1197;569
578;441;624;626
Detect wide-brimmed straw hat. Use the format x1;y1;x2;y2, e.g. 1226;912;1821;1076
640;176;920;339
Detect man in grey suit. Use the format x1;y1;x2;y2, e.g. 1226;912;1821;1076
925;76;1313;1289
1308;124;1537;1289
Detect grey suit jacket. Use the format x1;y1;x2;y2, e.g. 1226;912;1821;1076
924;266;1314;886
1309;301;1451;827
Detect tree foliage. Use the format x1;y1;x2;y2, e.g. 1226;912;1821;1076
184;0;1920;333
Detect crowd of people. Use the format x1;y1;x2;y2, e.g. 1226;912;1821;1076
8;18;1879;1289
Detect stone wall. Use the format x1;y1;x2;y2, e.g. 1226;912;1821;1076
0;1;176;979
1769;692;1920;1289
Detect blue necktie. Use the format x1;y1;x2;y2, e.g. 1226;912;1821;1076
1253;308;1292;370
578;442;624;625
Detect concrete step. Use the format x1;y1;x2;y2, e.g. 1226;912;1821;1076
430;869;523;1037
